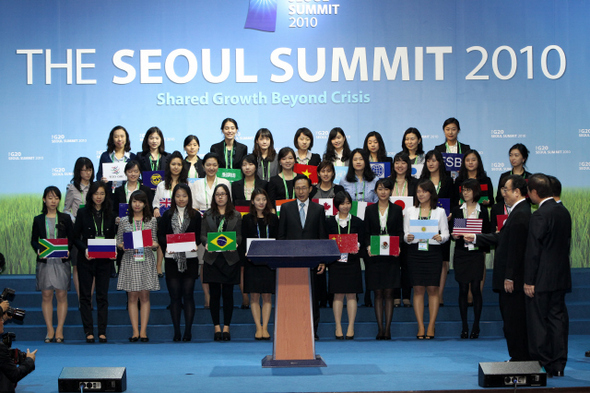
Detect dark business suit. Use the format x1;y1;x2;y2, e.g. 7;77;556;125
231;178;268;204
136;151;169;173
278;199;328;334
210;141;248;170
524;199;572;374
474;199;531;361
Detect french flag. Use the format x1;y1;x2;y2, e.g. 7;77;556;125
123;230;153;250
166;233;196;253
87;239;117;259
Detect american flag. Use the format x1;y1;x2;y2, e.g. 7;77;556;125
453;218;483;235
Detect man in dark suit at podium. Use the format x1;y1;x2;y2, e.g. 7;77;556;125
524;174;572;378
464;175;531;361
278;174;327;339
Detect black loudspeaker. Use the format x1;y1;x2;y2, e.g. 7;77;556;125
58;367;126;392
478;361;547;388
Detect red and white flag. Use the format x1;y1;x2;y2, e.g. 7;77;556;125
452;218;483;235
166;233;197;253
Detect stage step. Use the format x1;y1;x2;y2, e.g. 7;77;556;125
2;269;588;342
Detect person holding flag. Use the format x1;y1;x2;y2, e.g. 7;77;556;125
454;150;494;207
73;181;117;343
404;179;449;340
201;184;242;341
157;184;201;342
450;179;490;339
340;149;378;203
117;190;159;342
30;186;74;343
364;178;404;340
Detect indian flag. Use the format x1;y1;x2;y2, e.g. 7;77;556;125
370;235;400;256
409;219;438;240
275;199;295;217
38;238;69;258
350;201;374;220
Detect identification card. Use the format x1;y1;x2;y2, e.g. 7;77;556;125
133;247;145;262
418;239;429;251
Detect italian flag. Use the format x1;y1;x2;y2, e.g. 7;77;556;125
350;201;374;220
370;235;400;256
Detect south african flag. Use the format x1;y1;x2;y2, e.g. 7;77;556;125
38;238;68;258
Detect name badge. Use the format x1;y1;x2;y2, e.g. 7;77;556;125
338;253;348;263
418;239;429;252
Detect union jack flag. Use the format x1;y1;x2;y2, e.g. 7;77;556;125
452;218;483;235
159;198;172;215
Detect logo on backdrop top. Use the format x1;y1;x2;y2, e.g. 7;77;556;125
245;0;278;32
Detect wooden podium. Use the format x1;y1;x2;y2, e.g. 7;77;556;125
248;240;340;368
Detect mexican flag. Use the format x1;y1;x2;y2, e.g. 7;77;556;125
370;235;400;256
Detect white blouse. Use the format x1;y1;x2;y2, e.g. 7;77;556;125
403;206;449;245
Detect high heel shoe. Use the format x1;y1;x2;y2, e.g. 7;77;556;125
86;335;95;343
335;334;345;340
98;336;107;343
173;333;181;342
470;329;480;339
182;334;192;342
393;299;401;308
345;335;354;340
129;336;139;342
461;330;469;339
214;332;222;341
222;332;231;341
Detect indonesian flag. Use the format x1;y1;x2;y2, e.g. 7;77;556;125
312;198;337;216
350;201;374;220
452;218;483;235
370;235;400;256
87;239;117;259
166;232;197;253
294;163;318;184
389;196;413;215
409;219;438;240
123;229;153;250
329;234;358;253
275;199;295;217
38;238;68;258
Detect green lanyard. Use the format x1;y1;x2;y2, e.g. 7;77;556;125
256;222;269;238
261;159;271;181
336;216;352;234
204;178;218;209
110;152;128;163
445;141;462;154
93;213;104;237
217;216;226;232
355;178;365;201
45;216;57;239
124;182;138;203
419;208;432;220
149;153;160;171
434;179;441;194
393;180;407;196
224;142;233;169
133;219;144;231
281;173;295;199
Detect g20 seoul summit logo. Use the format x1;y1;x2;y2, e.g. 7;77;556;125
245;0;341;32
245;0;279;32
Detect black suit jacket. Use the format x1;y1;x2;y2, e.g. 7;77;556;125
0;343;35;393
30;212;74;262
157;208;202;254
231;178;268;204
112;184;154;216
524;199;572;292
200;210;242;265
136;151;169;172
210;141;248;170
73;207;117;254
450;204;491;253
363;202;404;245
278;200;327;240
434;142;471;155
475;199;531;292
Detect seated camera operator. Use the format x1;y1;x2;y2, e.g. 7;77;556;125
0;309;36;393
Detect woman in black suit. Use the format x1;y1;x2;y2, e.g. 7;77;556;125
30;186;74;343
364;178;404;340
326;191;365;339
184;135;205;179
136;127;169;173
157;184;201;342
434;118;471;181
363;131;393;166
73;181;117;343
267;147;297;203
201;184;242;341
450;179;491;339
495;143;532;205
113;160;154;220
232;155;268;204
253;128;279;181
455;150;494;207
241;188;278;340
294;127;321;166
210;118;248;170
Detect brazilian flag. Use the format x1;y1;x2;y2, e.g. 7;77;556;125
207;231;237;252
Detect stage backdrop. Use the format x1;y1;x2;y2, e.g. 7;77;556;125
1;1;588;273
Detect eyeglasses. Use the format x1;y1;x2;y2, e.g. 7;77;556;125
501;187;514;193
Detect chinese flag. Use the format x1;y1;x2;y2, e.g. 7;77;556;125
294;163;318;184
329;234;358;254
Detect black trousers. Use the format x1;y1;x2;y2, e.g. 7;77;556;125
78;257;111;336
526;290;569;373
498;291;530;361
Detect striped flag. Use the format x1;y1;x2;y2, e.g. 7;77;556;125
87;239;117;259
409;219;438;240
38;238;68;258
123;229;153;250
370;235;400;256
453;218;483;235
275;199;295;217
207;231;237;252
312;198;337;216
166;232;196;253
350;201;374;220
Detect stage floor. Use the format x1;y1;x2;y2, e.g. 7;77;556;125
15;335;590;392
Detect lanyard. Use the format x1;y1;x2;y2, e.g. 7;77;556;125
124;182;138;203
149;153;160;171
281;173;295;199
224;142;233;169
355;178;365;201
510;169;527;179
445;142;461;154
260;159;271;181
217;216;226;232
45;216;57;239
419;208;432;220
204;178;218;209
379;205;389;234
244;179;255;200
336;215;351;234
133;219;144;231
434;180;441;194
93;213;104;237
393;180;407;196
256;221;269;238
110;152;128;162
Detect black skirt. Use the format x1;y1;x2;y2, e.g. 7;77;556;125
203;254;240;285
243;260;275;294
365;255;400;290
407;244;443;287
453;247;485;283
328;253;363;294
164;257;199;280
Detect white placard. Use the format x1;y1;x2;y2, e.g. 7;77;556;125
102;162;126;181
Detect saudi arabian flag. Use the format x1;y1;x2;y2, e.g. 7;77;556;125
370;236;400;256
409;219;438;240
207;231;237;252
38;238;69;258
350;201;374;220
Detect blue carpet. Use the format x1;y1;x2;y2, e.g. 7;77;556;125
14;336;590;392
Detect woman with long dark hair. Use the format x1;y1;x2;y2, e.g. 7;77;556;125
323;127;351;166
201;184;242;341
232;155;268;204
495;143;531;205
252;128;278;181
157;184;201;341
455;150;494;206
310;161;345;199
401;128;425;175
96;126;137;191
137;126;169;173
267;147;297;202
31;186;74;343
339;148;378;203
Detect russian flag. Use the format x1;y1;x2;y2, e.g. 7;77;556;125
166;232;197;253
123;229;153;250
87;239;117;259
